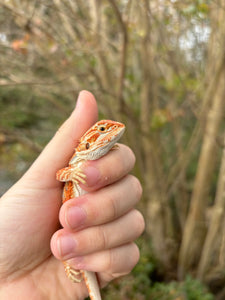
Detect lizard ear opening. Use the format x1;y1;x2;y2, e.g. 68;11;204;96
86;142;90;149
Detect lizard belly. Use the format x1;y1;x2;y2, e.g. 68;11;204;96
62;181;74;203
63;181;84;202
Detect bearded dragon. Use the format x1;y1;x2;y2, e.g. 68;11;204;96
56;120;125;300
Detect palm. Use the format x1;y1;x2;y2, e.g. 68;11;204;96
0;170;88;299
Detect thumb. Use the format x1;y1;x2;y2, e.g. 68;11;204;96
24;90;98;185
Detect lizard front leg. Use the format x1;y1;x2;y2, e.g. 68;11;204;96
56;166;86;185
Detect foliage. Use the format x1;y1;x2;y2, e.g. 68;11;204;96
102;239;214;299
149;276;214;300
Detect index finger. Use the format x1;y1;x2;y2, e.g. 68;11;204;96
80;144;136;192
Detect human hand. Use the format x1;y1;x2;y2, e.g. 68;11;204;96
0;91;144;300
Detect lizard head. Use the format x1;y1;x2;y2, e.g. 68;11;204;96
71;120;125;162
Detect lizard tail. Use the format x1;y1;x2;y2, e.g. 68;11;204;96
81;270;102;300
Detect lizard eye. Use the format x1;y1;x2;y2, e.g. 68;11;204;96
99;126;106;132
86;142;90;149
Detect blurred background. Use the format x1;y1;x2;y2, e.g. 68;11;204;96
0;1;225;299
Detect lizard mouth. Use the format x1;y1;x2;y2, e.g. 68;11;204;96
112;126;125;143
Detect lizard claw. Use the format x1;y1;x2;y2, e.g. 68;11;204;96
56;166;86;185
72;168;86;185
64;262;83;283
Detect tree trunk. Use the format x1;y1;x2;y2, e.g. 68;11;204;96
197;130;225;279
178;56;225;278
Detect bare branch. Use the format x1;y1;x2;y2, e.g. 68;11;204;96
108;0;128;113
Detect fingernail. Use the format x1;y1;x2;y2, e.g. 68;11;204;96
66;206;86;229
82;165;101;187
75;90;91;109
58;235;76;258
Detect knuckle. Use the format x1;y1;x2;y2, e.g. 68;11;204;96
129;175;143;200
95;226;108;251
130;243;140;268
108;194;118;220
117;144;136;171
107;248;114;272
109;243;140;277
123;145;136;168
133;210;145;236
